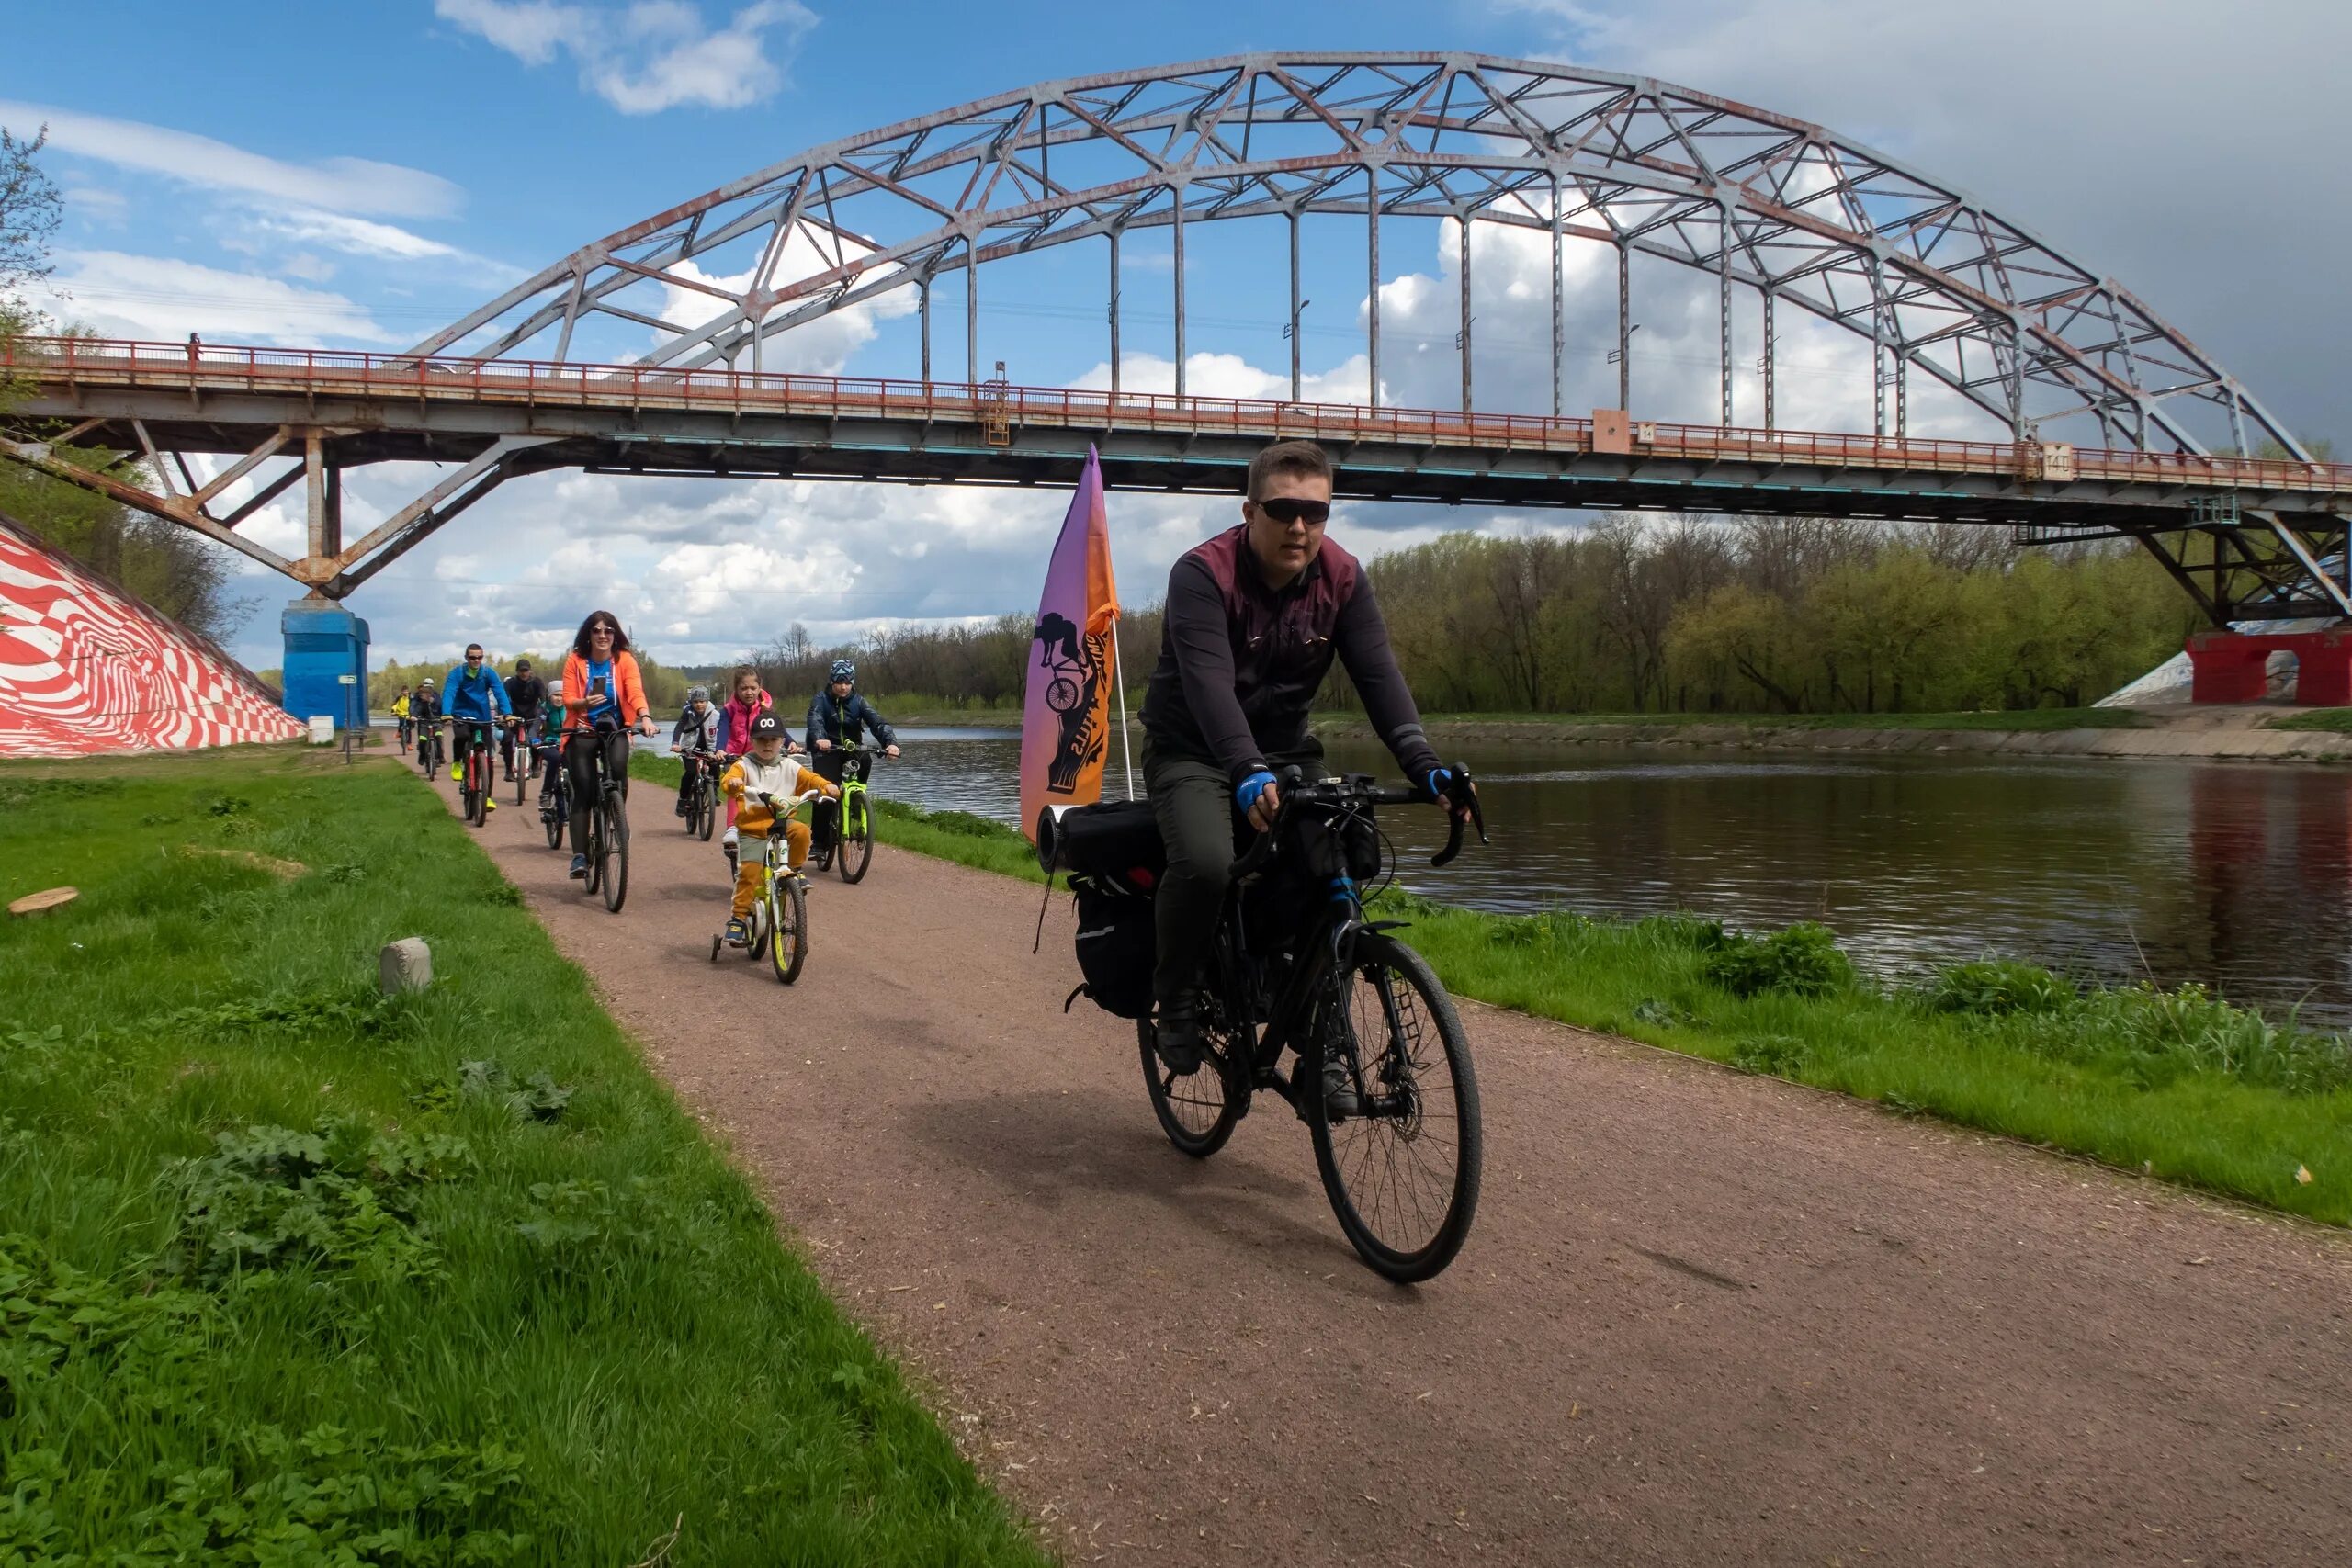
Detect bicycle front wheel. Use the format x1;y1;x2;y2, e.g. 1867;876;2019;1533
769;874;807;983
1307;931;1482;1283
544;798;564;850
836;792;872;884
600;792;629;913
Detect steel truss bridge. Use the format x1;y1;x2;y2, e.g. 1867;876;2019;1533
3;52;2346;625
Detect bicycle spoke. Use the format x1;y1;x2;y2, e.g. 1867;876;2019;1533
1308;933;1481;1280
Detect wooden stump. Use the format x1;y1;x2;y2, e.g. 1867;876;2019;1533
7;886;78;918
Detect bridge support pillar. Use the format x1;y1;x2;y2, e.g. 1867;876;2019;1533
2185;635;2267;704
2185;629;2352;705
280;598;371;728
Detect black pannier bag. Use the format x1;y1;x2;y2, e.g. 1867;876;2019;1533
1069;878;1156;1018
1044;801;1165;1019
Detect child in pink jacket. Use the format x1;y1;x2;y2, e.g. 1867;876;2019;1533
718;665;780;860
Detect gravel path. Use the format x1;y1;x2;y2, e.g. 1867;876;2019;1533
452;771;2352;1565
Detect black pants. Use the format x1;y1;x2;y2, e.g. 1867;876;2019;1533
450;719;498;783
565;729;631;851
808;750;850;847
676;750;716;813
503;713;539;776
1144;739;1325;1009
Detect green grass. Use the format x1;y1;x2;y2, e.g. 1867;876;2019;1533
2263;707;2352;733
850;788;2349;1228
0;747;1045;1566
1318;706;2156;733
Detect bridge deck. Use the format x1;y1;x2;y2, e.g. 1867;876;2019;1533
10;337;2348;531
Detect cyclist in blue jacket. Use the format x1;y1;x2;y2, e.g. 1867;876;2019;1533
442;644;513;811
805;659;899;852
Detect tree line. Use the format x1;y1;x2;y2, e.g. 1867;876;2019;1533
1362;517;2200;716
367;652;695;716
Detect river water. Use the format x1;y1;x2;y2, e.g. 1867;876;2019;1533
862;727;2352;1027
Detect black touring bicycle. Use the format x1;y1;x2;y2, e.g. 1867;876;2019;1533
1041;769;1488;1282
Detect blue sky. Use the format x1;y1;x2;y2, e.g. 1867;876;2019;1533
5;1;2345;671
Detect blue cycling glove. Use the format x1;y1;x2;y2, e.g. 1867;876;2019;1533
1234;769;1276;814
1425;767;1455;801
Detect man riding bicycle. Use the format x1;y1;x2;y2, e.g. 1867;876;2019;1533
1140;439;1472;1112
559;610;659;878
503;657;548;784
671;685;722;818
805;660;900;852
442;643;513;811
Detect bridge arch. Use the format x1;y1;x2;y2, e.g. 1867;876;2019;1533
3;52;2345;630
417;51;2310;467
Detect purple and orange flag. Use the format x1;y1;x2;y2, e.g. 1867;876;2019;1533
1021;447;1124;841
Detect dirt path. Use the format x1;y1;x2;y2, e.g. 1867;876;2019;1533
449;771;2351;1565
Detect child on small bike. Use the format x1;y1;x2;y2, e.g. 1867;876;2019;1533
717;664;780;862
718;713;836;947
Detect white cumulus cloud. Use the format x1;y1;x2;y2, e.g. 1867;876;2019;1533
435;0;819;115
35;252;395;344
0;101;460;219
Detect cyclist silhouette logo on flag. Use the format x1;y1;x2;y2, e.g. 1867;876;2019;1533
1021;447;1130;837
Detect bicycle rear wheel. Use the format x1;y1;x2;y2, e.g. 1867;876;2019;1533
769;874;807;984
600;790;629;913
1307;931;1482;1283
836;792;872;883
1137;1004;1244;1158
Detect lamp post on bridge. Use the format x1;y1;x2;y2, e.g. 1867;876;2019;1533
1286;299;1311;403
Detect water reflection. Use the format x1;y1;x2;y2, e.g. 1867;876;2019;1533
839;727;2352;1025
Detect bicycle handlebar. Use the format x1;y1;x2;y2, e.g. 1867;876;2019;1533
1230;765;1488;878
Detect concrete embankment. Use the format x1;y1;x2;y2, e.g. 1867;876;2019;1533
1317;705;2352;764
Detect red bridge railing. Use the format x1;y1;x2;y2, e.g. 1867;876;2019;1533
7;334;2347;500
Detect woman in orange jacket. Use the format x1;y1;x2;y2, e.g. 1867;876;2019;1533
559;609;658;879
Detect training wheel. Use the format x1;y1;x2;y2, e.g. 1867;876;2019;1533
708;934;721;962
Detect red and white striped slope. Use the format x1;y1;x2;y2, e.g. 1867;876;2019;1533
0;514;304;758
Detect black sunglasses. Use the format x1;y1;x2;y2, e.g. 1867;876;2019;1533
589;624;616;637
1255;497;1330;526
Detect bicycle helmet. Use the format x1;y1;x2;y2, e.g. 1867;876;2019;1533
829;660;856;683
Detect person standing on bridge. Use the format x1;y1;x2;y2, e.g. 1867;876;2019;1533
1140;439;1473;1111
559;611;657;879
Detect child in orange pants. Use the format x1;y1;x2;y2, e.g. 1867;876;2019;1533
720;712;836;943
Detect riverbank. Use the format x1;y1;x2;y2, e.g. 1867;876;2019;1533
0;747;1042;1563
775;770;2348;1228
1313;702;2352;762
